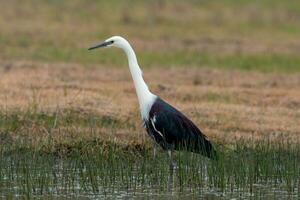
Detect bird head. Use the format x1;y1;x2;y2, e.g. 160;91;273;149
88;36;128;50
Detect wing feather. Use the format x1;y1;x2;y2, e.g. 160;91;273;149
148;97;216;158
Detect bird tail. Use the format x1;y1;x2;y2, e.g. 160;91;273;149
207;145;218;160
196;138;218;160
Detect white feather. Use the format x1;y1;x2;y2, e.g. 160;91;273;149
108;36;156;120
151;115;164;138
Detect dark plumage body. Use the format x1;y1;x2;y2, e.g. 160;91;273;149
144;97;216;159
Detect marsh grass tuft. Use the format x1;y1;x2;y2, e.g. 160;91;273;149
0;138;299;199
0;106;299;198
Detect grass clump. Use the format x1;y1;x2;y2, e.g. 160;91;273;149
0;139;299;199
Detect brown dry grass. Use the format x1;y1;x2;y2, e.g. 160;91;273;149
0;61;299;149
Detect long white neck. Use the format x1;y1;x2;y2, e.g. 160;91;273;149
121;41;156;119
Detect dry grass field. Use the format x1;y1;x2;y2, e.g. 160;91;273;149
0;61;299;152
0;0;300;152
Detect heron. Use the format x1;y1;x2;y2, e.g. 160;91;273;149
88;36;217;165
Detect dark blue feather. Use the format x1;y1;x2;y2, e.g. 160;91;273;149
145;97;217;159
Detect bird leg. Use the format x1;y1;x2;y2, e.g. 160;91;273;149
153;142;158;158
168;150;178;169
168;150;172;159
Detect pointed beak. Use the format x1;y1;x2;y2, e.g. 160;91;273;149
88;41;113;50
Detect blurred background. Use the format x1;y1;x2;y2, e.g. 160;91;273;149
0;0;299;145
1;0;300;72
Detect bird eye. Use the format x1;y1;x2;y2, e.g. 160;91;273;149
111;40;114;43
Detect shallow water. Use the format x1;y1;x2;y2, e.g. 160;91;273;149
0;149;299;199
